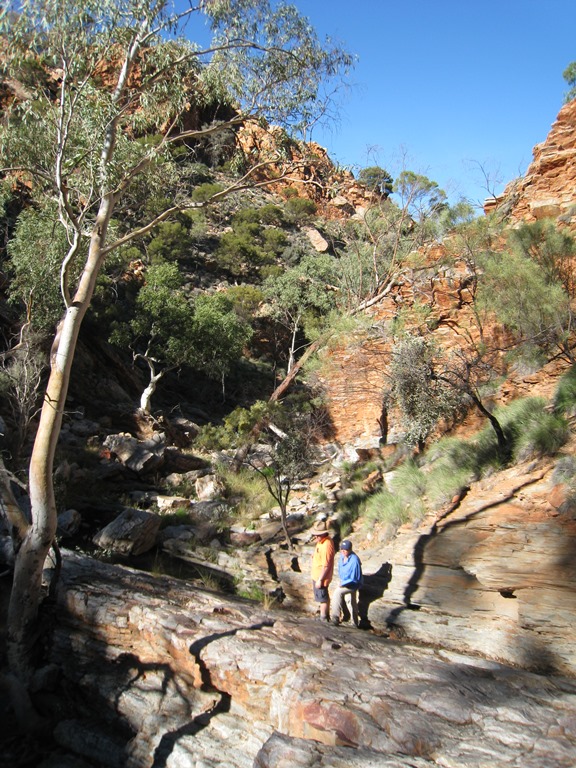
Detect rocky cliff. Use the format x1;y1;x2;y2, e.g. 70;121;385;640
496;98;576;227
318;101;576;449
288;100;576;683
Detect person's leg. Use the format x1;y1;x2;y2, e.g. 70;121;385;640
314;582;330;620
330;586;343;624
349;589;359;626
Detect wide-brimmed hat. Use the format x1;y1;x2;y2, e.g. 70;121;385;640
310;520;330;537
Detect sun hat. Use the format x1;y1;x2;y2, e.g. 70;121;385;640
340;539;352;551
310;520;330;537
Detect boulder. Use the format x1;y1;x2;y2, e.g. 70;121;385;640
93;508;161;556
102;432;165;475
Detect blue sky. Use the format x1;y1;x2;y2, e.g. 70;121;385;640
290;0;576;207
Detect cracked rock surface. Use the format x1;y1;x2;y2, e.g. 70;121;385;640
48;552;576;767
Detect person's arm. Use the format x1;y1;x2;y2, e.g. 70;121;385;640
316;543;335;588
341;555;362;588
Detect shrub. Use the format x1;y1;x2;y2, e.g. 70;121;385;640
191;182;224;202
217;464;277;524
363;489;410;527
335;487;369;535
553;364;576;416
495;397;569;460
259;204;285;226
215;229;266;274
262;227;288;255
284;196;317;222
232;207;262;226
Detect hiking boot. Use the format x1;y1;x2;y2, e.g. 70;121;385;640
329;617;340;626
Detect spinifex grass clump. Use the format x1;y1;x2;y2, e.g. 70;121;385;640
363;395;570;536
217;464;277;526
553;363;576;417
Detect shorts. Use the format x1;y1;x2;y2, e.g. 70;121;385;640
313;582;329;603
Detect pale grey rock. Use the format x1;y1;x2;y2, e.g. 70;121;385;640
103;432;165;474
50;552;576;768
304;226;329;252
93;507;161;556
57;508;82;538
195;474;226;501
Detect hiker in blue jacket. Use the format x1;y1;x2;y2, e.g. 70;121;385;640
330;539;363;627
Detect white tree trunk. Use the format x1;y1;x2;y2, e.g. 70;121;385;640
7;199;113;681
139;359;164;414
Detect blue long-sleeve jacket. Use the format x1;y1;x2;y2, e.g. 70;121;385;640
337;551;363;590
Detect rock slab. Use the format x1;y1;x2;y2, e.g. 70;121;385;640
49;551;576;768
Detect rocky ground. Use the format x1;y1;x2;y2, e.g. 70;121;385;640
32;552;576;767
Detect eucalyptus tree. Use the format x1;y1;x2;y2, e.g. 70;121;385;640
334;172;452;314
0;0;352;686
563;60;576;102
477;221;576;364
263;251;339;372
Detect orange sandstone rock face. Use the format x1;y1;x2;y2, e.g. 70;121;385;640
500;99;576;229
320;101;576;447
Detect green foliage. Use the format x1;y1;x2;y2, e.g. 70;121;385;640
428;397;569;483
7;203;74;333
259;204;285;226
216;464;276;524
363;489;411;528
196;400;281;451
496;397;569;461
477;243;571;354
225;284;265;323
507;219;576;298
393;171;447;222
563;61;576;102
357;166;393;196
202;1;355;136
147;220;195;264
232;204;285;227
334;488;368;536
215;216;287;275
158;507;194;529
387;335;463;448
263;253;338;325
111;261;195;367
190;293;253;382
553;364;576;416
284;196;317;222
191;183;225;203
216;227;263;273
262;227;288;255
552;456;576;509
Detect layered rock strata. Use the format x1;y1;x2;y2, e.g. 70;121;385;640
49;552;576;768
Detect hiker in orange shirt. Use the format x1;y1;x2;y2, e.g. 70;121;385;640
310;520;335;621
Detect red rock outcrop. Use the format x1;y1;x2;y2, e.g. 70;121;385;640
319;101;576;447
236;119;380;219
498;98;576;228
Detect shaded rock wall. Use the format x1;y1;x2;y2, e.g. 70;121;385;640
356;458;576;677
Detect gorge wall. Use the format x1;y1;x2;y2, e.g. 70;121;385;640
318;99;576;449
284;100;576;679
